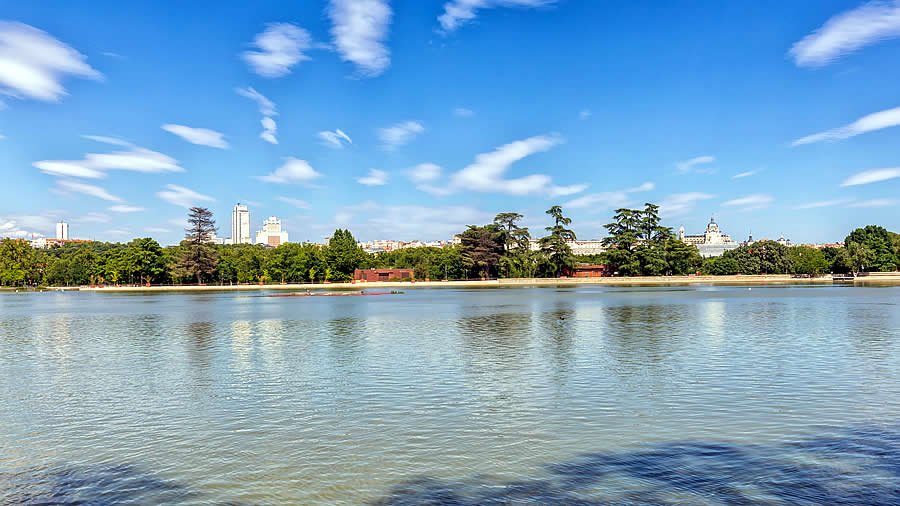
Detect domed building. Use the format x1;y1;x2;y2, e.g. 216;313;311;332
678;216;739;257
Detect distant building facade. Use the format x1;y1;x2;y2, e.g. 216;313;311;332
572;264;611;278
255;216;288;247
528;239;608;256
679;217;739;258
56;221;69;240
231;204;252;244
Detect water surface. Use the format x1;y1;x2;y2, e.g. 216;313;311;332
2;285;900;503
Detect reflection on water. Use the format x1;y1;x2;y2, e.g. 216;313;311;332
2;285;900;504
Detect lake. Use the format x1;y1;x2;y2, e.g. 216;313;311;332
2;285;900;504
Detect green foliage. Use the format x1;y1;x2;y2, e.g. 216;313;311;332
173;207;219;284
602;203;675;275
702;255;740;275
540;206;576;277
789;246;829;275
845;225;898;272
324;229;365;281
0;239;39;286
459;224;505;278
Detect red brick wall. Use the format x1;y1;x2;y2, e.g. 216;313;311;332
354;269;414;281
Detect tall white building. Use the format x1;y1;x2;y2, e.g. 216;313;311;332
231;204;251;244
255;216;289;247
56;221;69;240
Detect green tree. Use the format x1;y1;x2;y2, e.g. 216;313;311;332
702;255;739;275
126;238;165;284
459;224;505;279
540;206;576;277
0;239;38;286
790;246;829;275
173;207;219;284
324;229;365;281
845;225;898;272
664;239;703;275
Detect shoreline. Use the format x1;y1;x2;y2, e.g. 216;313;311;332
54;273;900;291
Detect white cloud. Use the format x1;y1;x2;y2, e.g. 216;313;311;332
378;120;425;150
0;214;57;238
579;109;592;120
157;184;214;208
565;181;653;210
83;135;132;146
789;1;900;67
242;23;311;78
453;107;474;117
408;163;442;183
722;193;774;211
438;0;556;33
276;196;311;209
0;21;102;102
793;198;854;209
235;87;277;116
328;0;392;77
547;183;589;198
449;134;567;195
0;134;5;140
791;106;900;146
847;198;898;207
318;128;352;148
108;205;145;213
257;158;323;184
732;170;758;179
76;212;111;223
162;124;229;149
34;139;184;178
236;87;278;144
55;180;123;202
676;155;715;174
104;229;131;236
260;116;278;144
332;201;492;241
659;192;716;217
357;168;388;186
145;227;171;233
841;167;900;186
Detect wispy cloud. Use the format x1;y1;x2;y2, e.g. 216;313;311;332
242;23;311;78
548;183;589;198
145;227;171;234
848;198;898;207
0;21;102;103
449;134;571;196
438;0;556;33
357;168;388;186
157;184;214;208
0;214;57;238
453;107;474;117
235;87;277;116
840;167;900;186
408;163;442;183
276;196;311;209
34;137;184;178
318;128;352;148
257;158;323;184
791;106;900;146
378;120;425;150
793;198;854;209
565;181;653;211
332;201;492;241
789;1;900;67
722;193;774;211
579;109;592;120
108;205;145;213
236;87;278;144
676;155;715;174
76;212;111;224
732;170;758;179
55;180;122;202
659;192;716;217
328;0;392;77
162;124;229;149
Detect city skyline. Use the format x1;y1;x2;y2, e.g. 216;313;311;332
2;1;900;244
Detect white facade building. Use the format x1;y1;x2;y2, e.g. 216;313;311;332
679;217;739;257
255;216;289;247
231;204;251;244
56;221;69;240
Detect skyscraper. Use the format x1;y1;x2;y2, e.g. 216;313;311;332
231;204;251;244
56;221;69;240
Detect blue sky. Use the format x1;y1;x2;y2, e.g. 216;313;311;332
2;0;900;245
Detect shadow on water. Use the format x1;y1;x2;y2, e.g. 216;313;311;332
372;425;900;505
0;464;205;504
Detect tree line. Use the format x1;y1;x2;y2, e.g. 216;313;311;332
1;205;898;287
